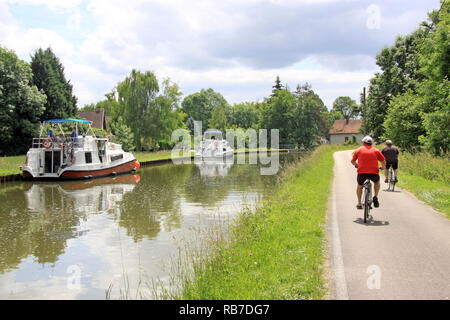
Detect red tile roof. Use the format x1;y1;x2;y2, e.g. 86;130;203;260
329;119;362;134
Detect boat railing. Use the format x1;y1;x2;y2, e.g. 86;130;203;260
32;137;47;148
32;136;84;149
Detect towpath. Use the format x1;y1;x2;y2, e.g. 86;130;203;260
328;150;450;299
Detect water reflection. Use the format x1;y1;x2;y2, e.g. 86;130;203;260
0;153;302;299
0;175;139;274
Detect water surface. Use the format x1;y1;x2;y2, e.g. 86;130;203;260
0;153;300;299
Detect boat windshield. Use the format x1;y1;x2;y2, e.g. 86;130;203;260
204;130;223;140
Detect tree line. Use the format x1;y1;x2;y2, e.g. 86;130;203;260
1;43;358;156
83;74;356;151
366;0;449;155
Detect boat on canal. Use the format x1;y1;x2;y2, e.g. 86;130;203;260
22;118;140;180
195;129;234;158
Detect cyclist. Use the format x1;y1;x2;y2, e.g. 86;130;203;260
381;139;399;183
351;136;386;210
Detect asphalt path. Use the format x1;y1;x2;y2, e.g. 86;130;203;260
327;150;450;300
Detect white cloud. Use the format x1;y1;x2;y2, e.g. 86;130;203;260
0;0;442;108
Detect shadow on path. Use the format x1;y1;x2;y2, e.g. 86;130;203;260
353;217;390;226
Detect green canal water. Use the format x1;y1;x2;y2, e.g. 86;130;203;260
0;153;301;299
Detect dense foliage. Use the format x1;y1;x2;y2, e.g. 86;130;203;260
368;0;449;155
30;47;77;121
0;47;46;155
115;70;186;151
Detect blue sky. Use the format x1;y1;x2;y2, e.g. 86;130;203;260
0;0;443;109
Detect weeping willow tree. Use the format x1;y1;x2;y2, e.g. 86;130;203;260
116;69;185;151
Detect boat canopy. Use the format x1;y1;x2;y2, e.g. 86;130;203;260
204;130;223;134
43;118;91;124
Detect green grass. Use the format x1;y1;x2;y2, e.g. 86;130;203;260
174;144;352;300
395;152;450;218
133;150;190;162
374;146;449;218
397;175;449;218
0;155;26;176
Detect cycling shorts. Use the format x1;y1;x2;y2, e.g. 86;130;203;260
357;173;380;186
386;161;398;170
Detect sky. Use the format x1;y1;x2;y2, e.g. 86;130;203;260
0;0;443;109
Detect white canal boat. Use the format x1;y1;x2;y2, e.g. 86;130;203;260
23;119;140;180
195;130;234;158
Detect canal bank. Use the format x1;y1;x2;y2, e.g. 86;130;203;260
0;149;292;183
177;144;353;300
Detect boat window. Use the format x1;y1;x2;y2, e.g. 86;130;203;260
85;152;92;164
110;154;123;162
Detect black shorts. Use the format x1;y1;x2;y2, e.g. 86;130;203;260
386;161;398;170
357;173;380;186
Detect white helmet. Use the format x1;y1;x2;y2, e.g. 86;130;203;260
362;136;373;144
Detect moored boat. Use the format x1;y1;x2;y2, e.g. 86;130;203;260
23;119;140;180
195;129;234;158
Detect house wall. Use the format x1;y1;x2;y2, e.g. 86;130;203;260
329;133;364;144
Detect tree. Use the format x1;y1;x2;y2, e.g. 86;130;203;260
108;121;135;152
259;82;329;148
0;47;46;155
271;75;283;96
181;88;229;133
365;28;426;140
117;70;185;150
382;1;449;155
30;47;77;121
290;84;330;148
208;105;228;132
230;102;260;129
117;69;159;151
332;96;360;121
259;89;295;145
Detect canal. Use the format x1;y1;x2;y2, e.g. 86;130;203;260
0;153;300;299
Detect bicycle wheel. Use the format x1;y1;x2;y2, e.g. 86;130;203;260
389;169;395;191
363;184;370;223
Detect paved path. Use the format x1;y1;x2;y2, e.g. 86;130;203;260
327;150;450;300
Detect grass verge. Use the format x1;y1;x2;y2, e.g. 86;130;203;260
373;146;449;218
0;155;26;176
176;144;352;300
396;152;449;218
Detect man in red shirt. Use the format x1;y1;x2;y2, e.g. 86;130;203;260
351;136;386;209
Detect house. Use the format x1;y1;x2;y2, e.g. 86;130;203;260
78;108;109;130
329;119;363;144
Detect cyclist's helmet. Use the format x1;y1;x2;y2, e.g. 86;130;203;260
361;136;373;145
385;139;392;145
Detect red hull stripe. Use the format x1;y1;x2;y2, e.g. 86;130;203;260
60;160;136;179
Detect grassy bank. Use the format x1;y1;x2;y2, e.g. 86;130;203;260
175;144;350;300
373;145;449;218
0;152;177;177
396;152;449;218
0;155;26;176
0;149;287;177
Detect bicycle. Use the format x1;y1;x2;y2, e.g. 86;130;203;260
362;178;373;223
387;167;396;192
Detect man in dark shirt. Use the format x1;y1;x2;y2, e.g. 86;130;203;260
381;140;399;183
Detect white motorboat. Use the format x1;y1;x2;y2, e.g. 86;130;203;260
195;130;234;158
23;119;140;180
